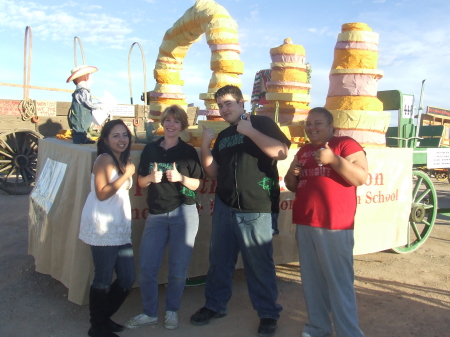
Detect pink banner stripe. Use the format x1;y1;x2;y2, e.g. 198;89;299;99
270;54;306;63
149;92;187;99
335;41;378;51
335;128;386;146
198;109;221;116
209;44;241;53
327;74;379;97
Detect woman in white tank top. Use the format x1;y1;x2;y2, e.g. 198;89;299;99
79;119;136;337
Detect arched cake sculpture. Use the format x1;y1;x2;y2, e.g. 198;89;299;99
257;38;311;124
198;2;245;121
324;22;390;147
149;0;245;124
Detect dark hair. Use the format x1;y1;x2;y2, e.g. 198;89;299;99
161;104;189;130
214;85;244;104
97;119;132;175
308;107;334;125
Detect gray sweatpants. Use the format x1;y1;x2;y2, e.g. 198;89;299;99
296;225;364;337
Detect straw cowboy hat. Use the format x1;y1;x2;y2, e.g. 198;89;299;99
66;65;98;83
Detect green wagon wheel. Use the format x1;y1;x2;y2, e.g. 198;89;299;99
0;130;43;195
392;170;437;253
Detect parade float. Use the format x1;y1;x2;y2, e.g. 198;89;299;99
0;0;447;305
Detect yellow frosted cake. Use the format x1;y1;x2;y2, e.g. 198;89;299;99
324;22;388;147
257;38;311;124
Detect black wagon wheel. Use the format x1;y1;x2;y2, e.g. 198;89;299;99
392;170;437;253
0;130;43;195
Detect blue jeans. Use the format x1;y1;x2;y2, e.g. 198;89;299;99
271;213;279;235
139;203;199;316
205;195;282;320
90;243;136;290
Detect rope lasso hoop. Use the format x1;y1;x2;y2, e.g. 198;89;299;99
128;42;147;106
20;26;36;121
73;36;86;67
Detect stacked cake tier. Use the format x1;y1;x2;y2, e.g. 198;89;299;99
324;22;389;147
257;38;311;124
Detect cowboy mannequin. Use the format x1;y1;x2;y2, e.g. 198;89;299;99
66;65;100;144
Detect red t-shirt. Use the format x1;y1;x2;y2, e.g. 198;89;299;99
292;136;364;230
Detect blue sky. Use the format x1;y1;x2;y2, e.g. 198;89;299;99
1;0;450;125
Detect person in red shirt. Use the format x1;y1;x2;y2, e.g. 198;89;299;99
284;107;368;337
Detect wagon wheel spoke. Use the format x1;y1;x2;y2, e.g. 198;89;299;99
0;150;13;159
410;221;422;241
21;132;29;154
5;166;16;180
0;160;11;163
0;164;12;173
25;166;36;179
21;168;29;187
415;189;431;204
30;141;38;150
0;138;15;155
422;219;431;227
11;131;20;154
14;167;20;187
412;176;422;200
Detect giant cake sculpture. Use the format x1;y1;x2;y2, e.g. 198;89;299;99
149;0;245;132
324;22;390;147
257;38;311;124
199;34;244;121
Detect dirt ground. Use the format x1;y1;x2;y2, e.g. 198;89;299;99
0;181;449;337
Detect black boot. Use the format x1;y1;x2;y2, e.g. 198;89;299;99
106;280;131;333
88;286;119;337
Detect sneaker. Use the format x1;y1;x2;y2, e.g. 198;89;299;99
258;318;278;337
190;307;227;326
165;311;178;330
124;313;157;329
302;332;331;337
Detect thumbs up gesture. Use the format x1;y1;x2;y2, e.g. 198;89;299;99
236;113;252;135
166;162;182;183
201;125;216;148
288;156;301;176
314;142;335;166
124;157;135;177
150;162;163;183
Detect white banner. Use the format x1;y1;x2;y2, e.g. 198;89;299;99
111;105;135;117
31;158;67;213
427;148;450;168
353;148;412;254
